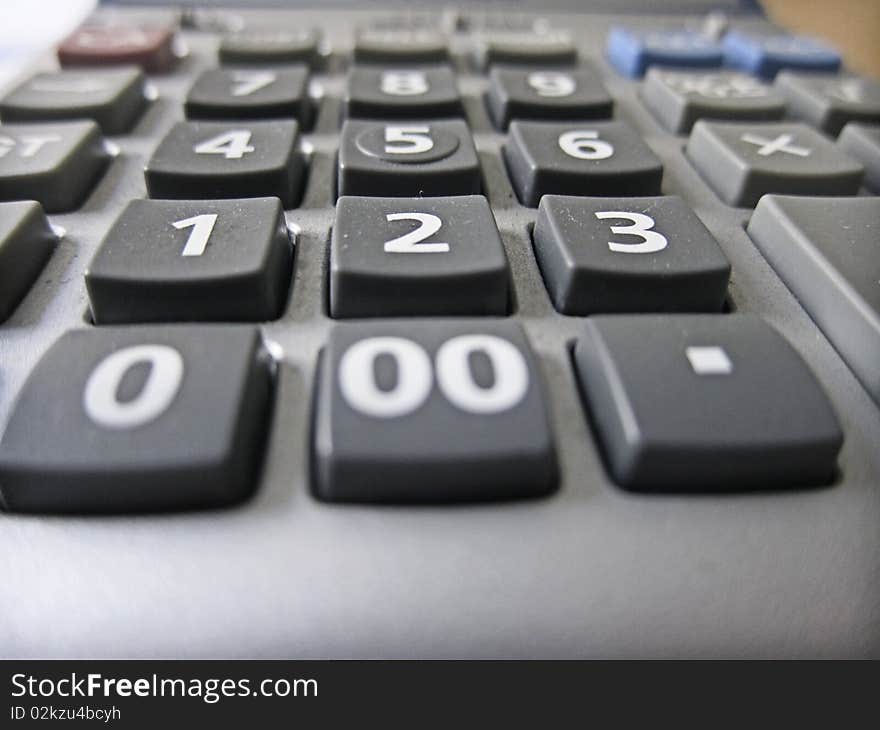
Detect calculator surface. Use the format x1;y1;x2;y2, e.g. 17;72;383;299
0;1;879;658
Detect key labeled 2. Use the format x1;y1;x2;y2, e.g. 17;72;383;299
330;195;509;317
313;321;558;502
0;326;272;513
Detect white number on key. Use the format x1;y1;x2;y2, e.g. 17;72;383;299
83;345;184;429
230;71;277;97
194;130;255;159
338;335;529;418
527;71;576;98
594;211;668;254
558;130;614;160
384;125;433;154
380;70;429;96
172;213;218;257
384;213;449;253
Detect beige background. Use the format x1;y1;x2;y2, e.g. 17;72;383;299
763;0;880;78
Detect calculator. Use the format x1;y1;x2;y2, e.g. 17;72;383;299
0;0;878;658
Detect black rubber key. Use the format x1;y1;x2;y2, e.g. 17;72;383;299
353;29;448;64
0;67;149;135
0;121;109;213
504;120;663;207
748;195;880;404
475;32;576;70
837;122;880;192
533;195;729;315
774;73;880;136
0;326;272;513
85;197;292;324
219;29;321;68
686;121;864;207
185;67;311;124
486;66;613;130
337;119;480;197
313;320;558;502
330;195;508;317
573;315;843;491
0;201;57;322
144;120;304;206
344;66;461;119
641;69;786;134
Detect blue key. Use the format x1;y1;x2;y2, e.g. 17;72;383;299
606;27;723;78
722;31;841;80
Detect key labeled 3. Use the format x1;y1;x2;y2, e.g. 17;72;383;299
533;195;730;314
85;197;293;324
312;321;558;502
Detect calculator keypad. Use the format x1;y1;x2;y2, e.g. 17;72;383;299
0;11;874;519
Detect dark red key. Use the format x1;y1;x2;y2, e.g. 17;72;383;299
58;25;177;73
